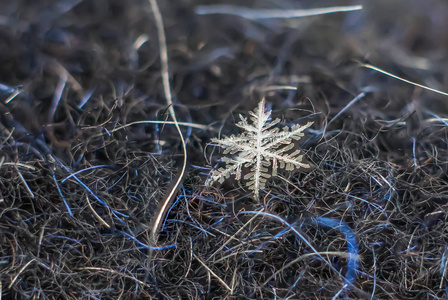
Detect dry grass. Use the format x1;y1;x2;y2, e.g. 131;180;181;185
1;0;448;299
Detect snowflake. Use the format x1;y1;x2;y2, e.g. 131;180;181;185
206;98;313;200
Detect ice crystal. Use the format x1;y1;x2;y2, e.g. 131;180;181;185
207;98;313;200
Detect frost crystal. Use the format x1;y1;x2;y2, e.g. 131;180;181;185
207;98;313;200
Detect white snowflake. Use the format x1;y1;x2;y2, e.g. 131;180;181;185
207;98;313;200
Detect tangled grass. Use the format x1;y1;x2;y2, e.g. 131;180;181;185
1;0;448;299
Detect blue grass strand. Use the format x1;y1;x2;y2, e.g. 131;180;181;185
53;174;72;216
117;230;177;250
62;165;110;183
314;217;359;286
248;222;296;255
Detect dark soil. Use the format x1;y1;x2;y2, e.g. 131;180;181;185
1;0;448;299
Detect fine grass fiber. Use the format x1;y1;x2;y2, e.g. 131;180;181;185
1;0;448;299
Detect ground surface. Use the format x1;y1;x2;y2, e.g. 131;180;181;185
1;0;448;299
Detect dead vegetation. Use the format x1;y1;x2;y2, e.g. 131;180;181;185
1;0;448;299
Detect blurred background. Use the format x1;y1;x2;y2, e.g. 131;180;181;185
0;1;448;299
